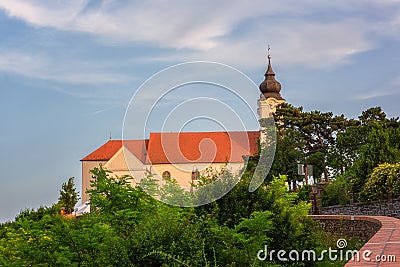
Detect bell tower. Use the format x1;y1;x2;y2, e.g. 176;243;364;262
257;47;286;119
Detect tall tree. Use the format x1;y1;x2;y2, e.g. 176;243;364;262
274;103;355;183
58;177;79;214
359;107;387;126
350;123;400;199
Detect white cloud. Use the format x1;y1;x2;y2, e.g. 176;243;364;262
374;12;400;40
0;0;303;50
145;19;374;69
0;0;89;28
354;76;400;100
89;103;124;116
268;19;374;68
0;0;398;70
0;51;135;85
354;90;400;100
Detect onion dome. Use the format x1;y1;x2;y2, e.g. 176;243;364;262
259;49;284;100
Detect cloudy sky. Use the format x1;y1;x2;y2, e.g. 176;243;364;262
1;0;400;222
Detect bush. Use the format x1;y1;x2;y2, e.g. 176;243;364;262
321;175;350;207
297;184;310;202
360;162;400;202
0;166;322;266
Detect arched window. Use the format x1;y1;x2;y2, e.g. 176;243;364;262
162;171;171;180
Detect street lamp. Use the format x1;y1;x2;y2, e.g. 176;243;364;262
297;156;312;185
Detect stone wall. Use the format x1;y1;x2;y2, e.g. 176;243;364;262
311;215;400;267
320;199;400;218
312;216;381;242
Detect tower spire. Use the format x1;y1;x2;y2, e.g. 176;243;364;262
259;45;282;99
257;48;286;120
265;45;275;76
268;44;271;61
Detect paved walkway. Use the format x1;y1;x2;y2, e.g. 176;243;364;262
313;215;400;266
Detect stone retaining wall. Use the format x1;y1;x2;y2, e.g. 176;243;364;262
320;199;400;218
314;215;381;242
311;215;400;266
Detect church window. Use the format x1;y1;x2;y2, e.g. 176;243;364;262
162;171;171;180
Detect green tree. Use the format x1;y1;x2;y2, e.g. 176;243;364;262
87;166;208;266
268;124;303;189
359;106;387;126
274;103;355;183
271;104;400;203
58;177;79;214
360;163;400;202
329;124;363;175
197;175;316;266
350;124;400;199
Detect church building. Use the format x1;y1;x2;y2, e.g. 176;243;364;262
81;52;285;203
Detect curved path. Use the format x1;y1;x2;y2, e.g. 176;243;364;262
311;215;400;266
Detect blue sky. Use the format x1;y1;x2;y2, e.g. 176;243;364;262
0;0;400;222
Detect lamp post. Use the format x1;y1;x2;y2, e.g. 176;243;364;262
304;162;309;185
297;156;312;186
311;184;318;214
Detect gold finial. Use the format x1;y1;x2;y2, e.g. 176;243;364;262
267;44;271;60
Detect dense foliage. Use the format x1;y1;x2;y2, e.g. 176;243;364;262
271;104;400;203
360;163;400;202
321;175;350;207
0;163;326;266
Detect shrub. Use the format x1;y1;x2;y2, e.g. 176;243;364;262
360;162;400;202
321;175;350;207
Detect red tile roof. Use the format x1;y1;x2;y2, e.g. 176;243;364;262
146;131;260;164
81;140;149;162
81;140;123;161
81;131;260;164
124;140;149;163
